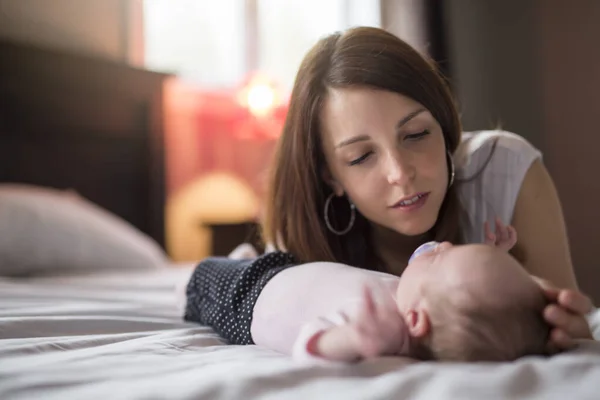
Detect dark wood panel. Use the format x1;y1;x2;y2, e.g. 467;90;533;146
0;83;148;138
204;222;264;257
0;39;169;248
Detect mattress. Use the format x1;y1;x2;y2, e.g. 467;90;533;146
1;264;599;400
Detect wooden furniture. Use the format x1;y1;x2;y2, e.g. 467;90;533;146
0;39;169;248
202;221;263;256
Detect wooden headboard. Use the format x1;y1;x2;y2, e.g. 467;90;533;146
0;40;169;249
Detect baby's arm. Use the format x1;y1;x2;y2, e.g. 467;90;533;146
484;217;517;251
293;316;360;363
305;324;363;362
185;252;298;345
296;286;410;362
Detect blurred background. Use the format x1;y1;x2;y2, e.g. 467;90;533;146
0;0;599;300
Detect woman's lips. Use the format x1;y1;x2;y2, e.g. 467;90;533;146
390;192;429;212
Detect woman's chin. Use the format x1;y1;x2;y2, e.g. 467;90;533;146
370;216;435;239
391;220;436;238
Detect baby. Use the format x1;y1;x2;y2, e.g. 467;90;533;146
250;221;550;363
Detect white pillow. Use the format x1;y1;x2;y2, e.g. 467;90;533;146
0;184;169;276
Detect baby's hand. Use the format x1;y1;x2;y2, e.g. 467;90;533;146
484;217;517;251
348;286;407;358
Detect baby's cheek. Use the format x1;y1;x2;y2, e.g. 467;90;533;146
395;279;423;313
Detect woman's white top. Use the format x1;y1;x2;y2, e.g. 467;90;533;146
455;130;542;243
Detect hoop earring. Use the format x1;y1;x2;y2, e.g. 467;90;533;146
324;193;356;235
447;150;455;188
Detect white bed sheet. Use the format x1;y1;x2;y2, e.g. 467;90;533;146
1;265;600;400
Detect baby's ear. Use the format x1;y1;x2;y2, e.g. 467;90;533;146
405;309;431;338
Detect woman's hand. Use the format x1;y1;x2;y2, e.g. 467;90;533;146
532;276;594;351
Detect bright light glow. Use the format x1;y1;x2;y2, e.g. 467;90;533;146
237;74;281;118
246;84;275;117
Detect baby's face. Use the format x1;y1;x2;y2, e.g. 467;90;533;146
395;243;536;313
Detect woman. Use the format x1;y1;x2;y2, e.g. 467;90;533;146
184;27;593;352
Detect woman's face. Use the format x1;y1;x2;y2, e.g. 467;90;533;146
320;87;448;237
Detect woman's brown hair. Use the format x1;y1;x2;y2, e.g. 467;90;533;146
262;27;465;271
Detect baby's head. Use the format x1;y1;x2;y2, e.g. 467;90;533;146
396;243;550;362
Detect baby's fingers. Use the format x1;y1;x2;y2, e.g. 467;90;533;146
495;217;509;243
363;285;376;308
357;286;378;324
506;225;518;246
484;221;496;245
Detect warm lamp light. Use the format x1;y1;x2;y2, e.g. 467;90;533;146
237;73;283;118
246;83;275;117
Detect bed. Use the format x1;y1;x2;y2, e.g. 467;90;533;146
2;266;600;400
1;40;600;400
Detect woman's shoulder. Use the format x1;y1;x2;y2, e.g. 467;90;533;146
455;130;542;176
454;130;543;243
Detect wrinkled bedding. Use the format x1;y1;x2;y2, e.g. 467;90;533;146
1;265;599;400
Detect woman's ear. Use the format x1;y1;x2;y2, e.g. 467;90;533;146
321;167;344;196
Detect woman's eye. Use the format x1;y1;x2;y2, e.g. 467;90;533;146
349;151;373;166
405;130;430;141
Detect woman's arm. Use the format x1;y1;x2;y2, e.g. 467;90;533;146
510;159;593;347
510;159;578;288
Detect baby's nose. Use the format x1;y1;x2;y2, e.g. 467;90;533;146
436;242;453;252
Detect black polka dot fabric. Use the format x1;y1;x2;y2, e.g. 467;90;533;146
184;251;298;345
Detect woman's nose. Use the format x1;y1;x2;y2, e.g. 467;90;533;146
385;151;415;185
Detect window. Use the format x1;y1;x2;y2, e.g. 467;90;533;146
143;0;245;88
257;0;380;89
143;0;380;90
